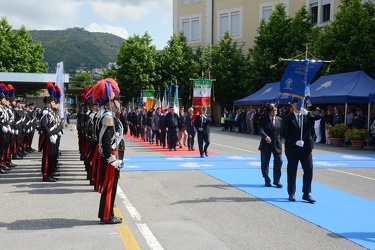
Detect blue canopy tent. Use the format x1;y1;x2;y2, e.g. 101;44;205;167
309;71;375;104
234;82;280;106
308;71;375;148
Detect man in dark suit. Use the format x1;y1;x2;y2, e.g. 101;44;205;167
258;103;283;188
283;98;321;203
164;107;180;151
194;107;211;158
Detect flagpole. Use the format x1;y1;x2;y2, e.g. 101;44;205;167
275;43;332;140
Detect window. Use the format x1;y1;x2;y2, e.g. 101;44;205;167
309;0;332;24
181;15;201;43
311;5;318;24
218;8;242;39
182;0;190;5
322;4;331;22
262;6;273;23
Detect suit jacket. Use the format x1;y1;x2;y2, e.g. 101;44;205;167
194;114;211;134
258;115;282;153
283;111;322;154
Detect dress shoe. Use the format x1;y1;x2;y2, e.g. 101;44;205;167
102;217;122;224
204;152;208;157
12;155;23;160
43;177;56;182
273;182;283;188
7;163;16;168
288;194;296;201
52;172;60;177
51;176;59;181
2;166;11;171
191;148;195;151
265;182;272;187
0;168;9;174
302;194;316;203
200;155;204;158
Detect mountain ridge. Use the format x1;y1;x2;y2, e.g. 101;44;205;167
29;27;124;74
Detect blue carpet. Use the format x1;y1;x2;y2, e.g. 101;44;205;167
121;154;375;249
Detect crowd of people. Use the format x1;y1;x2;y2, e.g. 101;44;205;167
121;105;211;158
0;83;39;176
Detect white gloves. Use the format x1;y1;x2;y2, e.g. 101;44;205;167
11;129;15;134
15;130;19;135
26;129;30;133
2;126;8;133
58;131;62;136
300;108;308;115
49;135;57;144
110;160;123;169
295;140;304;147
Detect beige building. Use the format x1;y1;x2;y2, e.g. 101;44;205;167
173;0;343;52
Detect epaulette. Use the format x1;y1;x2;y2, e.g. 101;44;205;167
102;113;114;126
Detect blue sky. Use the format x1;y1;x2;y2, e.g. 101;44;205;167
0;0;173;50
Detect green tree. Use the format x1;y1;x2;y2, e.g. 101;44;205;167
312;0;375;77
246;4;314;93
210;31;246;107
0;17;47;73
70;71;94;88
157;33;200;108
116;32;160;103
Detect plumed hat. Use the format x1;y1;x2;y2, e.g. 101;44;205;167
46;82;55;96
7;84;15;97
91;78;120;106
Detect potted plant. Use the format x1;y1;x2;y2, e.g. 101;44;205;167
328;123;347;146
344;128;368;149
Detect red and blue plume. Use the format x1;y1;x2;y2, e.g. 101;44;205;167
46;82;54;96
91;78;120;105
85;86;94;103
0;83;8;95
54;86;61;99
80;93;86;102
7;84;15;96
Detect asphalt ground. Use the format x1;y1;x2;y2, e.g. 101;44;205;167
1;122;374;250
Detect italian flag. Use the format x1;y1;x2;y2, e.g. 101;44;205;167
143;90;155;110
192;79;212;107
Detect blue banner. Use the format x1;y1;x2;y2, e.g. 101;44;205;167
279;60;324;100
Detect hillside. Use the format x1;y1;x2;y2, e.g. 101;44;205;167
29;28;124;74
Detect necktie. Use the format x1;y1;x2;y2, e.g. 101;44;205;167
271;117;274;129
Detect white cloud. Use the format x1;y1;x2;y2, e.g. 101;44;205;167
85;23;129;39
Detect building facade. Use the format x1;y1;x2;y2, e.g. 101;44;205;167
173;0;341;52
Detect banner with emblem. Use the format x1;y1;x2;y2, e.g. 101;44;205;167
192;79;212;107
279;60;324;100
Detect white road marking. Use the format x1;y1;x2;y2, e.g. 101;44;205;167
328;169;375;181
117;186;164;250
